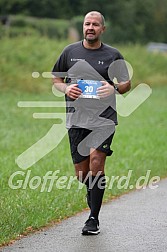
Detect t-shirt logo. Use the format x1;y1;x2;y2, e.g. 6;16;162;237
70;58;85;62
103;144;108;149
98;61;104;64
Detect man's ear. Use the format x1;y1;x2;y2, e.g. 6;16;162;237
102;26;106;33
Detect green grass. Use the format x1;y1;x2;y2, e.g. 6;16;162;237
118;44;167;86
0;87;166;246
0;37;167;93
0;36;167;246
0;36;68;92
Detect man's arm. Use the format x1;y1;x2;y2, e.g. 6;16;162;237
52;77;67;93
97;80;131;98
116;80;131;94
52;77;82;99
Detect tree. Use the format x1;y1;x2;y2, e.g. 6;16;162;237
0;0;167;43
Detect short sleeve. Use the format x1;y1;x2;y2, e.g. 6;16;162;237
108;52;130;83
52;49;68;77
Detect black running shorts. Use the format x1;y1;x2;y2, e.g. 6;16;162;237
68;126;115;164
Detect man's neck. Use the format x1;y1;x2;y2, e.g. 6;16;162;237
83;39;102;49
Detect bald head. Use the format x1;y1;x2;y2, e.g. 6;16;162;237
84;11;105;26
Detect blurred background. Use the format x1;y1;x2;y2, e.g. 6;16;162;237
0;0;167;246
0;0;167;44
0;0;167;93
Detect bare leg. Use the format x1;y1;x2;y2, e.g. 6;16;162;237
74;157;90;182
89;148;107;176
74;157;91;208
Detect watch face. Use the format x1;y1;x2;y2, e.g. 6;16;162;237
77;79;102;99
114;85;119;91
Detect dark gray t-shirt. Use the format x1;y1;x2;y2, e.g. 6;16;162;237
52;41;128;129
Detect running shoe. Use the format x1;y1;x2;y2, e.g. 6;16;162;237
82;217;100;235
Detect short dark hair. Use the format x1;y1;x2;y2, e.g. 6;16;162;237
84;11;105;26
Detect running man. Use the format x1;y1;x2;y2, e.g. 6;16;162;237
52;11;131;235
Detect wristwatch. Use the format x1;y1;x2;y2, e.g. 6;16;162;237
114;85;119;92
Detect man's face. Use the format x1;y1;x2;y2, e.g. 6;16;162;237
83;15;105;43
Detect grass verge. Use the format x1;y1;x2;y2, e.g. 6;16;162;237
0;36;167;245
0;85;167;245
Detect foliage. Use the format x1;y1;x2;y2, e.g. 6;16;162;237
0;86;167;245
0;37;167;94
0;15;69;39
0;36;167;245
0;0;167;43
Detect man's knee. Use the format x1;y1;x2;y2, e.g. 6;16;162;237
90;152;106;175
74;159;90;183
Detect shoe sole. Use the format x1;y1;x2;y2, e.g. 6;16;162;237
82;229;100;235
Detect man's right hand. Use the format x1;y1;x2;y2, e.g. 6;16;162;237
65;84;82;99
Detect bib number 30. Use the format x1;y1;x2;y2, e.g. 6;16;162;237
85;85;93;93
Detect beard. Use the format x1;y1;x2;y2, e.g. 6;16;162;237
85;35;98;44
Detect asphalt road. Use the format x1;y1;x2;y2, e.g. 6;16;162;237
1;178;167;252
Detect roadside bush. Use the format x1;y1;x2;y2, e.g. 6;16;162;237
0;15;69;39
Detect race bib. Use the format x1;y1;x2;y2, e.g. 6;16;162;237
77;79;102;99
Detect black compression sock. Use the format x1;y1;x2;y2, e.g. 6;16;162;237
89;174;106;220
84;176;91;209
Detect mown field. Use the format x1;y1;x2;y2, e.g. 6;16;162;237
0;36;167;246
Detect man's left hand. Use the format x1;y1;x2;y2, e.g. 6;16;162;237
96;81;114;98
